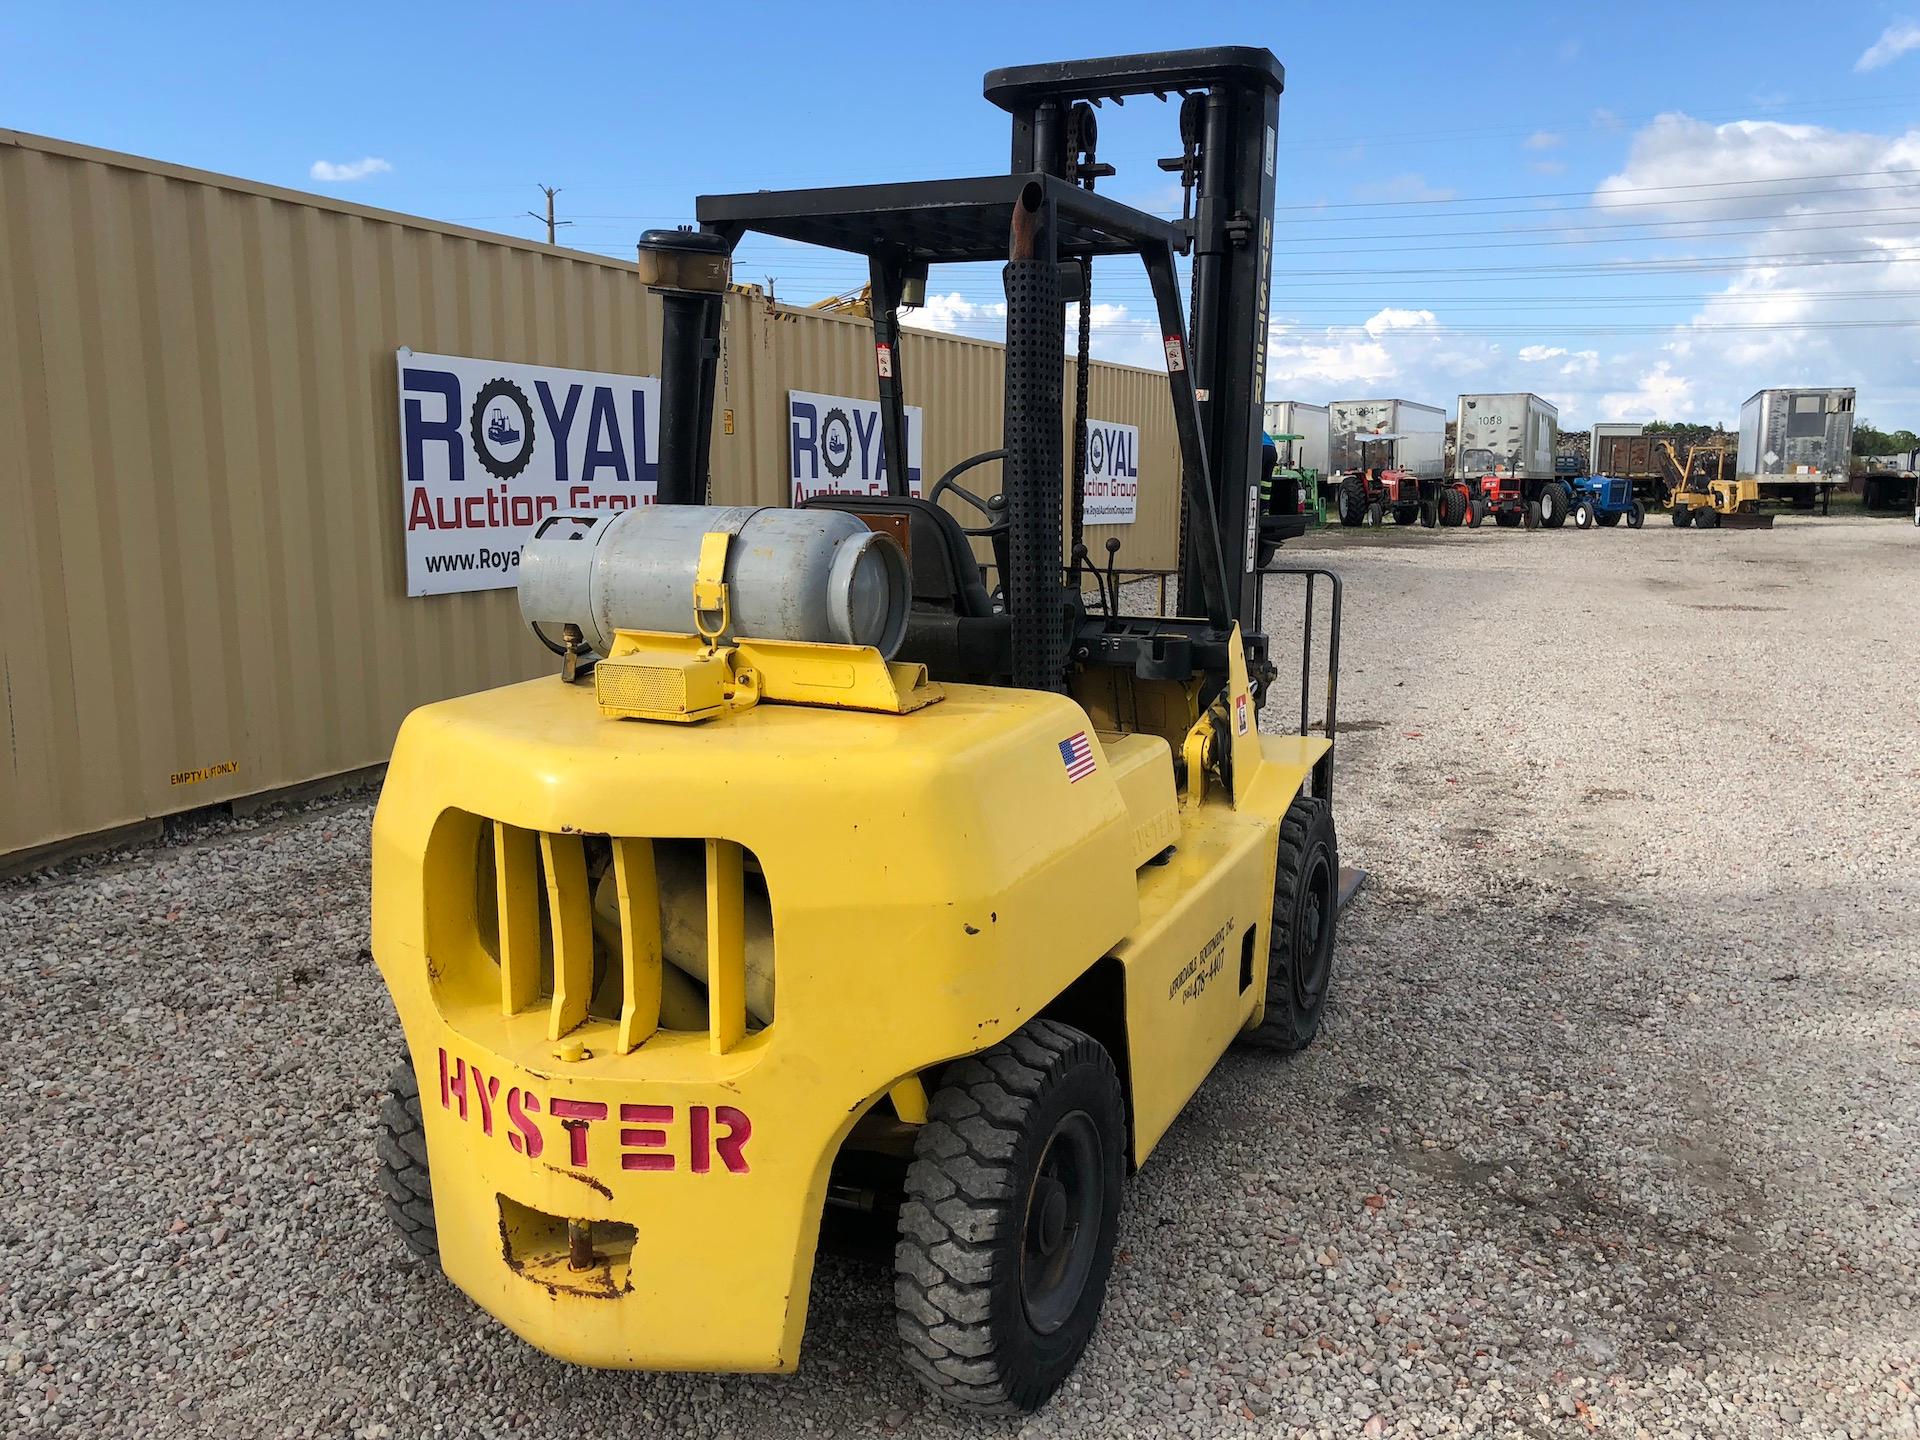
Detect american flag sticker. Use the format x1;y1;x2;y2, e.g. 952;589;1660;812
1059;731;1097;783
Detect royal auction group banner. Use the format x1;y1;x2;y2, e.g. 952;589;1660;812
397;349;659;596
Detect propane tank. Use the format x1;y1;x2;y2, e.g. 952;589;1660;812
518;504;911;659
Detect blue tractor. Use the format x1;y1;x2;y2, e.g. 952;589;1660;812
1568;475;1645;529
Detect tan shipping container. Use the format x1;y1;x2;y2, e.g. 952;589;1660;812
0;131;1179;859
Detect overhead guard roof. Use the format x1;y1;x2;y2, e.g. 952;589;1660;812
695;173;1188;263
982;46;1285;109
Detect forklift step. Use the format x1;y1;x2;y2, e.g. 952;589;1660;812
1337;865;1367;911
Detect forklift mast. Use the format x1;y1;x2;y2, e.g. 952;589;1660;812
985;50;1284;637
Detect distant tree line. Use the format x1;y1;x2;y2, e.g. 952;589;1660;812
1852;420;1918;455
1552;416;1912;468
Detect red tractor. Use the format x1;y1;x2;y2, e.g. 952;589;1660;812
1460;456;1571;529
1336;434;1480;527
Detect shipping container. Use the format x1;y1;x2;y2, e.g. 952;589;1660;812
1327;398;1446;479
1261;400;1329;474
0;128;1183;862
1590;421;1645;474
1737;387;1855;485
1454;392;1557;480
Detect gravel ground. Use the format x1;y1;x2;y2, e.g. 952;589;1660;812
3;515;1916;1439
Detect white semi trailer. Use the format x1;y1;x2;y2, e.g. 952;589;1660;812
1738;387;1855;512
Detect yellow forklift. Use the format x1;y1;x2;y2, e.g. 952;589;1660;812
371;47;1347;1413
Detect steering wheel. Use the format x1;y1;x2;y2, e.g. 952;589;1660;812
927;449;1008;537
929;450;1011;601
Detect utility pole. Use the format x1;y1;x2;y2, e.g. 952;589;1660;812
527;185;570;245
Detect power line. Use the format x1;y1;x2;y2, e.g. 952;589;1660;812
1272;214;1920;257
1272;166;1920;213
1270;93;1920;153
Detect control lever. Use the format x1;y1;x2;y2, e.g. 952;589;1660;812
1071;543;1104;614
1103;538;1122;617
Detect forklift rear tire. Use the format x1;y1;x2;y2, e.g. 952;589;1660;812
378;1057;437;1260
1242;796;1338;1053
894;1019;1126;1415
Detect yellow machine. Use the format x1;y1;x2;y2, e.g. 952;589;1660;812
1663;440;1773;529
372;47;1346;1414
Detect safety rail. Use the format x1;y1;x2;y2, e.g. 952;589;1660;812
1256;565;1342;804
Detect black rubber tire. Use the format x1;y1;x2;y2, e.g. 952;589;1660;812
1597;510;1621;527
1572;500;1595;529
1391;504;1420;526
1494;510;1521;528
894;1020;1126;1415
1540;481;1572;528
1671;505;1691;528
1242;796;1338;1053
1468;496;1487;528
1695;505;1721;529
1338;476;1368;526
1438;485;1467;527
378;1057;438;1259
1626;502;1645;529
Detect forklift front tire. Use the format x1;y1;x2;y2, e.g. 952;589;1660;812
894;1020;1126;1415
378;1056;437;1260
1243;796;1338;1053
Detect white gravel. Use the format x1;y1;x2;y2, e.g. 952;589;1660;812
3;514;1916;1438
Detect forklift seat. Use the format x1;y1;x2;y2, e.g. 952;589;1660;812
801;494;996;618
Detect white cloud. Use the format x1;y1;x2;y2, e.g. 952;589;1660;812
901;292;1004;334
1362;308;1437;337
1518;345;1568;362
309;157;392;183
902;293;1167;366
1524;130;1564;151
1266;307;1500;396
1857;21;1920;72
1598;362;1696;420
1569;110;1920;422
1348;173;1456;204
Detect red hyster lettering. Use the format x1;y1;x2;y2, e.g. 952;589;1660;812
435;1048;750;1174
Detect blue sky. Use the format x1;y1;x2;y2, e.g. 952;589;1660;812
9;1;1920;431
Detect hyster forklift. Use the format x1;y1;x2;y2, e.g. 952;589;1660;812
371;48;1345;1415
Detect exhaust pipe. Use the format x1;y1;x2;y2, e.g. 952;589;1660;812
637;228;731;506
